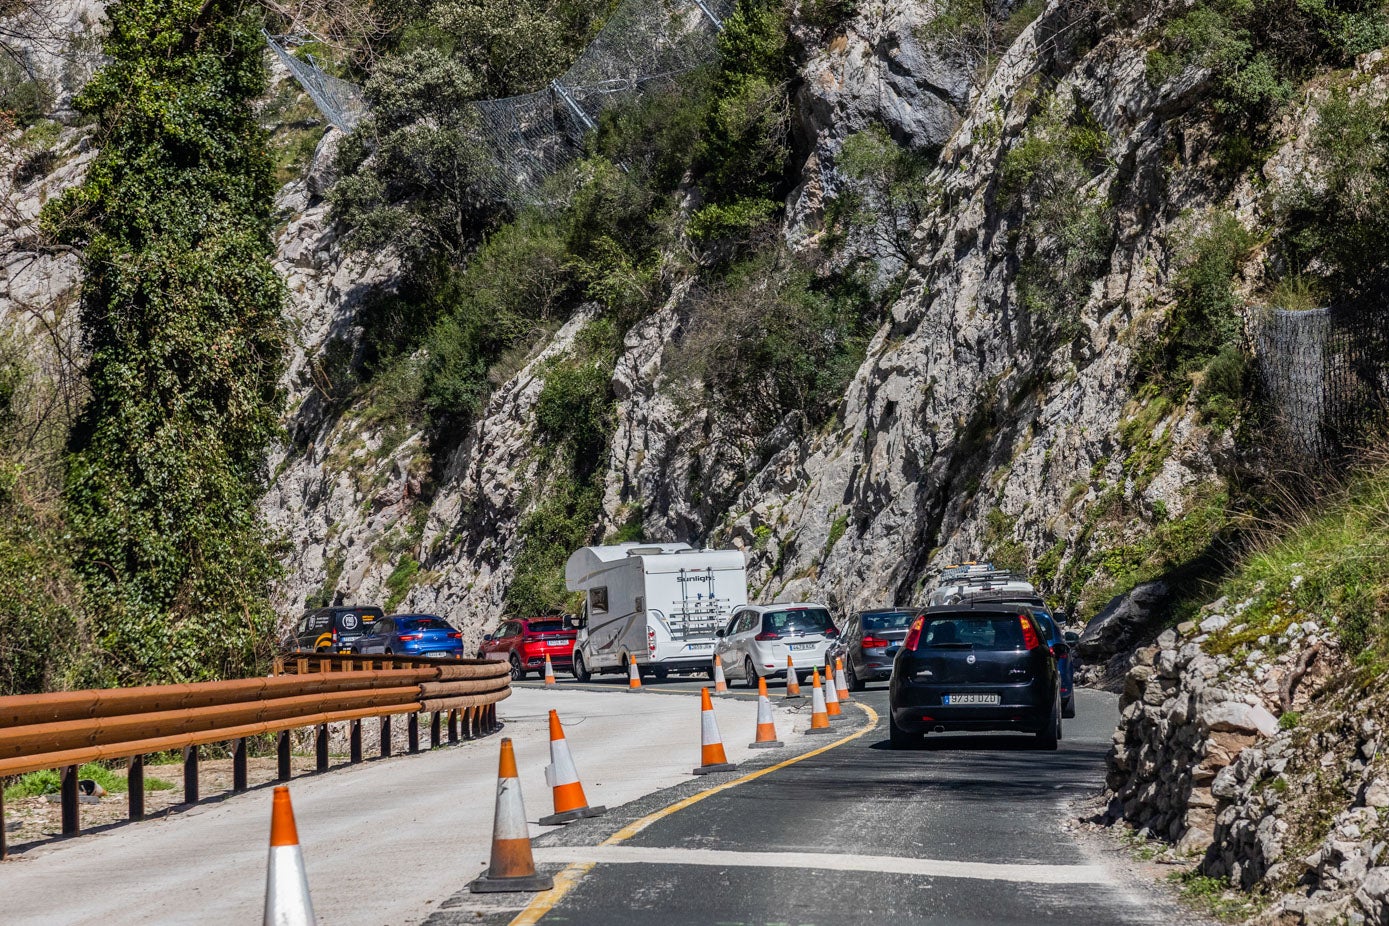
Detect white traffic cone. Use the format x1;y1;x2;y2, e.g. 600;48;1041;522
805;668;832;735
544;653;557;686
693;687;738;775
824;663;843;719
539;710;606;825
749;676;783;748
263;787;314;926
835;658;851;702
469;738;555;893
627;658;643;690
713;653;728;694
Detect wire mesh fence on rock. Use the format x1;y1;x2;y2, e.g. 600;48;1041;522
1252;305;1389;463
266;0;731;204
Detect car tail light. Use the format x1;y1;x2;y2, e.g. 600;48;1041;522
331;628;339;643
447;632;462;639
861;635;889;648
648;627;656;655
1019;616;1041;651
398;633;422;641
754;631;780;641
902;615;925;651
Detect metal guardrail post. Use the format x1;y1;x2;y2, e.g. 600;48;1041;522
232;738;248;792
61;764;78;835
350;719;362;763
430;712;441;749
1;789;7;859
128;755;145;820
408;713;420;754
380;716;392;758
448;709;459;744
183;746;199;804
278;730;291;781
315;724;329;771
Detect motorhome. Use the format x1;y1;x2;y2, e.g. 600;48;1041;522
564;543;748;680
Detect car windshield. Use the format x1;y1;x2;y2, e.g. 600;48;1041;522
527;621;566;633
862;611;916;631
399;617;451;631
922;615;1032;650
764;608;835;635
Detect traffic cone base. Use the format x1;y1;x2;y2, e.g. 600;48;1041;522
539;803;608;826
469;738;555;894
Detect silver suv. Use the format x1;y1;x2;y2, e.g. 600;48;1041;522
713;602;840;688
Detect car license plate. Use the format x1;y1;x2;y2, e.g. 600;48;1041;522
789;643;815;651
944;693;1000;705
687;643;712;650
547;640;564;646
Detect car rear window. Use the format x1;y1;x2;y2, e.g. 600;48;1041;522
527;621;566;633
399;617;451;631
921;615;1033;650
763;608;835;634
862;611;916;631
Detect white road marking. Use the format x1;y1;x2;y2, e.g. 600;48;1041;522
533;844;1116;884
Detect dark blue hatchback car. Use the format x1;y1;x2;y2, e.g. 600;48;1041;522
1032;610;1077;718
352;614;464;658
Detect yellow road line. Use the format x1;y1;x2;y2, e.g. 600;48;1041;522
507;702;880;924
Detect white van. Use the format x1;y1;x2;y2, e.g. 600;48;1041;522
565;543;748;681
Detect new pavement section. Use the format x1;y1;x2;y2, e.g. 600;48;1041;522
429;688;1211;926
0;685;793;926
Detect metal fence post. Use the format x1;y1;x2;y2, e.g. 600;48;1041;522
128;754;145;820
316;723;329;771
408;712;419;753
380;716;392;758
350;719;362;763
61;765;79;835
233;738;248;792
183;746;199;805
430;711;441;749
278;730;292;782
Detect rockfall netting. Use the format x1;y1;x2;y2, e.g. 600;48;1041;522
266;0;730;204
1252;306;1389;462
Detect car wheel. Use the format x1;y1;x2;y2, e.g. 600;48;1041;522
385;648;394;656
1062;695;1076;719
743;657;759;689
509;654;525;681
1036;697;1061;750
845;659;865;692
573;651;591;683
888;710;915;749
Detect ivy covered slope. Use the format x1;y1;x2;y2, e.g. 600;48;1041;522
40;0;287;685
260;0;1389;651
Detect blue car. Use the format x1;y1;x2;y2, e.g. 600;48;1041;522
352;614;464;658
1032;610;1077;718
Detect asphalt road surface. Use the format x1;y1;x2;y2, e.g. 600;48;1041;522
433;674;1201;926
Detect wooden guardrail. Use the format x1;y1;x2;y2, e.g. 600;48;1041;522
0;656;510;859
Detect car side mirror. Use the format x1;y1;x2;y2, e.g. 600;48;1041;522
573;616;586;629
715;629;724;638
1063;631;1080;644
1051;642;1071;657
482;633;493;641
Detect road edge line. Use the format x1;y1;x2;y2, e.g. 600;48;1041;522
506;701;879;925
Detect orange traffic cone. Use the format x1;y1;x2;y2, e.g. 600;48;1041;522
544;654;557;687
627;659;642;691
693;687;737;775
784;655;802;698
824;663;843;719
835;658;851;702
539;710;606;825
749;676;783;748
805;668;832;735
468;738;555;893
713;653;728;694
263;787;315;926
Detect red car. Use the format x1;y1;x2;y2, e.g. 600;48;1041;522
477;617;576;679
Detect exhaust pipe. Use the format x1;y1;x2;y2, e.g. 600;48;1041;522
933;725;945;734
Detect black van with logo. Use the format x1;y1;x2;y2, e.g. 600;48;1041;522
289;606;385;653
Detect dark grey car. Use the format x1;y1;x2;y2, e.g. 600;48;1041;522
832;608;921;690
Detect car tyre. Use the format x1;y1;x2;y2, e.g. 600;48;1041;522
888;710;915;749
845;659;865;692
743;657;759;689
509;654;525;681
385;648;393;656
1062;695;1076;719
1036;697;1061;750
573;651;591;682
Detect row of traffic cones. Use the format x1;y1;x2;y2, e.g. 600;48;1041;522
541;648;856;703
263;660;856;915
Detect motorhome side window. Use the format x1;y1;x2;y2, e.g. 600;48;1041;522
590;587;609;614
